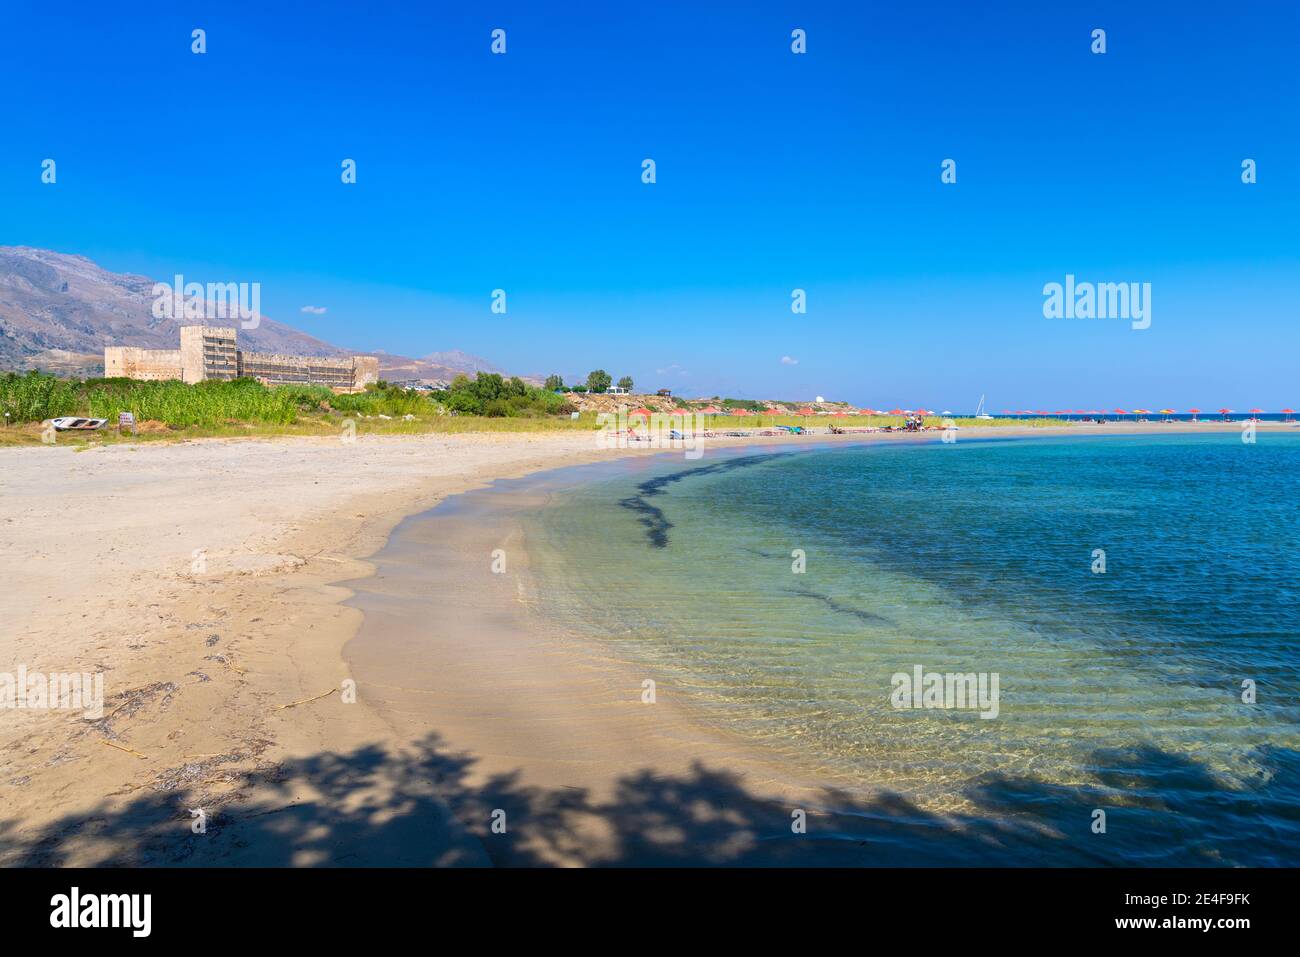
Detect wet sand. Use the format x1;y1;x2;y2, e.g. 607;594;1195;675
342;455;855;864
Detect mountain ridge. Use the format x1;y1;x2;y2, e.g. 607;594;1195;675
0;247;521;383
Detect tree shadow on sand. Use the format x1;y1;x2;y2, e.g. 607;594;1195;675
4;735;1295;866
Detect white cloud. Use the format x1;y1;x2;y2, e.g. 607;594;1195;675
300;305;327;315
780;356;799;365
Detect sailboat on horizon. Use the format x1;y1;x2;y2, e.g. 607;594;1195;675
974;394;994;420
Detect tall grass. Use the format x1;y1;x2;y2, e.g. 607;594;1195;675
83;378;300;427
1;373;300;427
0;371;79;423
327;388;431;417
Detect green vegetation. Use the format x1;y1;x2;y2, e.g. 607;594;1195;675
280;383;429;418
585;369;612;393
0;369;1075;448
87;377;300;427
617;375;633;391
438;373;574;417
544;374;565;391
0;369;579;444
0;371;299;427
0;370;79;423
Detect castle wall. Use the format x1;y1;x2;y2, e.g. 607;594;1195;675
352;355;379;388
238;351;359;388
103;347;182;381
180;325;237;384
107;327;375;391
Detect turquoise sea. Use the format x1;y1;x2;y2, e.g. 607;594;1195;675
523;434;1300;865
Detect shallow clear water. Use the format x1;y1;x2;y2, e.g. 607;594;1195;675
523;434;1300;865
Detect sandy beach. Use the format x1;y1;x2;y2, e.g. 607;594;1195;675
0;422;1287;865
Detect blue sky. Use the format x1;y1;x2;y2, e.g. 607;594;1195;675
2;1;1297;408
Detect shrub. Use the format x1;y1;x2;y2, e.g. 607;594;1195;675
443;390;483;415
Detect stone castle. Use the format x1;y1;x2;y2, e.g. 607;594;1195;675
104;326;379;392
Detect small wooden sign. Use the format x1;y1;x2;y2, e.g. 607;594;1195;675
118;411;136;434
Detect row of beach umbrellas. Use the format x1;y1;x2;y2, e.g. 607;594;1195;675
996;408;1289;419
622;407;1295;420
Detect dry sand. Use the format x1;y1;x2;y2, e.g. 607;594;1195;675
0;422;1283;865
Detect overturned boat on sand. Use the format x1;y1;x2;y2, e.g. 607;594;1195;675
50;417;108;431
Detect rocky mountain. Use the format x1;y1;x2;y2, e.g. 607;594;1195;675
372;353;492;385
0;247;522;383
0;247;347;374
421;350;505;376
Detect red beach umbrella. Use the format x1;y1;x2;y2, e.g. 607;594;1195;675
729;408;754;416
628;407;654;418
1282;408;1296;422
